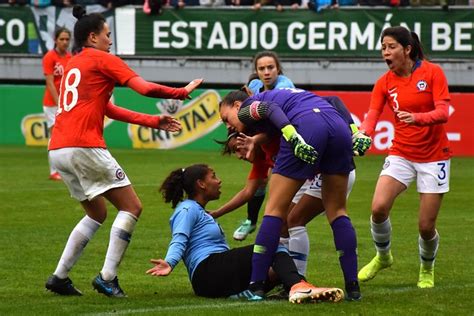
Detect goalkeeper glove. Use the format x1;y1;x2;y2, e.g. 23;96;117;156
281;125;318;164
350;123;371;156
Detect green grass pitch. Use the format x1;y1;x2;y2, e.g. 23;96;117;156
1;146;473;315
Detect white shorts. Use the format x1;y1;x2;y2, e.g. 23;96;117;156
49;147;131;201
292;169;356;204
380;155;450;193
43;106;57;129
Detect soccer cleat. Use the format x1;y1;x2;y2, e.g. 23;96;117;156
49;172;62;181
92;274;126;297
358;253;393;282
417;265;434;288
345;280;362;301
288;280;344;304
228;289;265;301
233;219;256;241
45;275;83;296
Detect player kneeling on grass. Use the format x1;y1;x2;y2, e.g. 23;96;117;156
147;164;343;304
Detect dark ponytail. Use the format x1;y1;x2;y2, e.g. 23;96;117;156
159;164;209;208
72;5;106;53
381;26;425;61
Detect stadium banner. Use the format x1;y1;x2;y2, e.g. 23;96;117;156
1;85;473;156
128;8;474;58
0;6;473;58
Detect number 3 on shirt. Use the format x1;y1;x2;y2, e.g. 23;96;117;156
57;68;81;114
389;92;400;111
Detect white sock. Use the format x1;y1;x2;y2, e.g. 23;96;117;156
100;211;137;281
279;237;289;249
371;216;392;256
53;215;101;279
419;230;439;268
288;226;309;277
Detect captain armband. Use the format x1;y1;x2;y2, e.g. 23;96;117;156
237;101;270;125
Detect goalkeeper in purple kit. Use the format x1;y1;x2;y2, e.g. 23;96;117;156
219;88;361;301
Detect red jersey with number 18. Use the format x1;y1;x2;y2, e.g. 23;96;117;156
49;48;138;150
362;60;451;162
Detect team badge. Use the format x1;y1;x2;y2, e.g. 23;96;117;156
416;80;428;91
115;168;126;180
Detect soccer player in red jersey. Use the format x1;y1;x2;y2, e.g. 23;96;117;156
45;5;202;297
357;26;451;288
42;27;72;181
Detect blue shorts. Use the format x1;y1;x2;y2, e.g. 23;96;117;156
272;108;354;180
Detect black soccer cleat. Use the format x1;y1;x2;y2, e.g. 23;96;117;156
345;280;362;301
45;275;83;296
92;274;126;298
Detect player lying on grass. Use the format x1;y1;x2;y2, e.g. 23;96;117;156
146;164;344;303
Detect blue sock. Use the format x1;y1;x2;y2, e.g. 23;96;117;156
331;216;358;284
250;215;283;284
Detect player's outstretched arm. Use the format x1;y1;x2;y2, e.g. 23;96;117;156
158;115;182;132
127;76;203;100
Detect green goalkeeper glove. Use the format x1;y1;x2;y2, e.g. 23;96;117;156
350;123;372;156
281;125;318;164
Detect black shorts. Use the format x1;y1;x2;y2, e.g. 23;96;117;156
191;245;253;298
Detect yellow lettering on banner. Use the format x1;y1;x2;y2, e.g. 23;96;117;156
129;90;222;149
21;114;49;146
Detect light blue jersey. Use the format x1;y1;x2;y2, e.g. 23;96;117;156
164;199;229;280
248;75;295;95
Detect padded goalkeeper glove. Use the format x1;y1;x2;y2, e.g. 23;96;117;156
350;123;371;156
281;125;318;164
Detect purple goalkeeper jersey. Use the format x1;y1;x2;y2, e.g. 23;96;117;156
239;88;354;179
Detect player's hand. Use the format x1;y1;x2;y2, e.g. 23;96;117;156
146;259;172;276
209;211;221;219
158;115;182;132
236;133;256;162
184;78;203;99
282;125;318;164
352;131;372;156
396;110;415;124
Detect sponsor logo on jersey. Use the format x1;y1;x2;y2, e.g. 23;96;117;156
416;80;428;91
129;90;221;149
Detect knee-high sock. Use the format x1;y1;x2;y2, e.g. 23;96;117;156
272;251;303;291
288;226;309;277
419;230;439;268
54;215;101;279
250;215;283;284
101;211;137;281
371;216;392;256
247;188;265;225
331;216;358;284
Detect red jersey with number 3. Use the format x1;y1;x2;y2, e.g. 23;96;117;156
49;48;138;150
364;60;451;162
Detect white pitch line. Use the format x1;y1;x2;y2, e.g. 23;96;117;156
83;283;474;316
83;301;279;316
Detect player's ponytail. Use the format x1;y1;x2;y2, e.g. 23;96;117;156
409;31;425;61
159;164;209;208
72;5;106;53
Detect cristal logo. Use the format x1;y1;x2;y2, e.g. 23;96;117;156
128;90;222;149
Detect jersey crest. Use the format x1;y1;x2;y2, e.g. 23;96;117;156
416;80;428;91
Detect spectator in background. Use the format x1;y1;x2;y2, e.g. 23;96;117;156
42;27;72;181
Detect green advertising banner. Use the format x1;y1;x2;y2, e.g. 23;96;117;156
131;8;473;58
0;85;228;150
0;7;34;53
1;6;473;58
